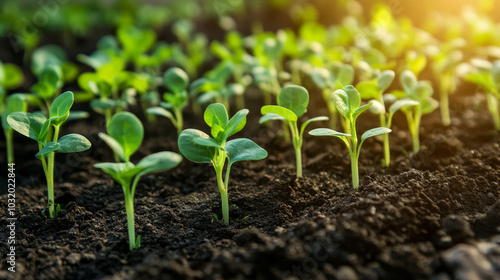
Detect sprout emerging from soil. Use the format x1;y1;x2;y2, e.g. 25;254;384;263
147;67;189;135
95;112;182;250
7;91;91;218
260;85;328;178
309;85;391;189
178;103;267;224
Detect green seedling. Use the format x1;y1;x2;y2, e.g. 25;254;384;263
7;91;91;218
171;19;208;78
95;112;182;250
394;70;438;152
464;59;500;131
260;85;328;178
311;63;354;130
147;67;189;135
2;94;27;164
117;25;157;68
309;85;391;189
178;103;267;224
356;70;418;167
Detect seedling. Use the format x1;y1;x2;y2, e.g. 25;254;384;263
95;112;182;250
147;67;189;135
260;85;328;178
395;70;438;152
309;85;391;189
464;59;500;131
178;103;267;224
310;63;354;130
2;94;27;164
356;70;418;167
7;91;91;218
117;25;157;68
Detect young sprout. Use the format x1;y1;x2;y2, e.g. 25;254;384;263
7;91;91;218
178;103;267;224
117;25;157;68
464;59;500;131
356;70;418;167
309;85;391;189
310;63;354;130
260;85;328;178
396;70;438;152
95;112;182;250
2;94;27;164
147;67;189;135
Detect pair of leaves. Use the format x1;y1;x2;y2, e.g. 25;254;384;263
164;67;189;94
99;112;143;162
36;134;91;159
356;70;395;100
332;85;372;121
204;103;248;144
310;63;354;90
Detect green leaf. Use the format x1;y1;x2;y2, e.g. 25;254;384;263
336;64;355;87
259;113;286;124
56;134;91;153
98;133;126;161
94;162;129;186
277;85;309;118
352;103;372;120
331;89;349;119
261;105;297;122
378;70;395;92
36;142;61;158
309;128;351;138
7;112;47;142
178;129;217;163
96;57;125;85
225;138;267;165
49;91;74;126
31;82;55;100
147;107;175;122
343;85;361;113
361;127;392;142
39;66;61;89
412;82;434;100
389;100;419;115
356;80;379;100
90;99;117;114
400;70;417;93
224;108;248;139
368;100;385;115
300;116;329;134
107;112;143;160
310;68;331;89
2;94;27;129
1;64;23;90
204;103;228;129
136;151;182;177
193;137;222;148
421;97;439;115
67;111;90;122
164;67;189;93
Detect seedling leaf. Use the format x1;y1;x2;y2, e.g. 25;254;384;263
361;127;392;142
309;128;351;138
36;142;61;158
107;112;143;160
49;91;74;126
261;105;297;122
225;138;268;165
277;85;309;118
7;112;47;141
136;151;182;177
204;103;228;128
57;134;92;153
99;133;126;161
178;129;216;163
259;113;286;124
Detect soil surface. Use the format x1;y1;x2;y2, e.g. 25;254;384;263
0;84;499;280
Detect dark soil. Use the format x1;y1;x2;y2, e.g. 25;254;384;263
0;85;499;280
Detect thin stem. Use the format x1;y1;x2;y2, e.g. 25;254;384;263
214;149;229;224
5;129;14;164
349;117;359;189
46;125;60;218
486;93;500;131
440;73;452;126
290;122;302;178
174;107;184;136
123;186;138;250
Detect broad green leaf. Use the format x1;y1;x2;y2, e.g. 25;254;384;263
368;100;385;115
225;108;249;139
31;82;55;100
136;151;182;177
356;80;379;100
31;45;65;76
49;91;74;126
261;105;297;122
99;133;125;161
178;129;216;163
56;134;91;153
74;91;96;102
90;99;118;114
107;112;143;160
204;103;228;128
300;116;329;134
164;67;189;93
278;85;309;118
61;62;79;83
39;66;61;89
1;64;23;90
193;137;221;148
309;128;351;138
67;111;90;122
378;70;395;92
412;82;434;100
7;112;47;141
211;123;225;143
78;72;99;93
94;162;129;186
337;64;355;87
259;113;286;124
332;89;349;119
97;57;125;85
361;127;392;142
147;107;175;122
225;138;267;165
310;68;331;89
421;97;439;115
389;100;419;115
36;142;61;158
2;94;27;129
352;103;372;120
343;85;361;114
400;70;417;93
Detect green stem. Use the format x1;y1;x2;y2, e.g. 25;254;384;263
379;113;390;167
290;122;302;178
5;129;14;164
214;149;230;224
123;187;138;250
174;107;184;136
486;93;500;131
440;75;451;126
46;125;60;218
350;117;359;189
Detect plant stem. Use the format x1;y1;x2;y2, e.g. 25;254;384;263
440;74;451;126
5;129;14;164
174;107;184;136
486;93;500;131
215;149;230;224
46;125;60;218
350;117;359;189
123;187;137;250
290;122;302;178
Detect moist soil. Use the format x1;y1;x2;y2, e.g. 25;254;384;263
0;85;499;280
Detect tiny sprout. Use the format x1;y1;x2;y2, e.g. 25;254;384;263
7;91;91;218
310;86;391;189
147;67;189;135
260;85;328;178
178;103;267;224
95;112;182;250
